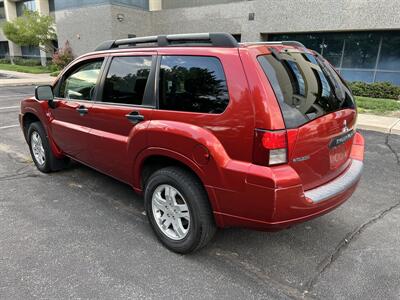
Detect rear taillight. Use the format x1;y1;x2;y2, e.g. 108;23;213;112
253;129;288;166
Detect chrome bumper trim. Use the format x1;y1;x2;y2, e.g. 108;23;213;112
304;160;363;204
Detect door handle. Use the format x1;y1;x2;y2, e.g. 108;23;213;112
76;105;88;116
126;111;145;124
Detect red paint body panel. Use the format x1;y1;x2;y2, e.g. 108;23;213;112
288;109;357;190
20;44;365;231
84;103;153;184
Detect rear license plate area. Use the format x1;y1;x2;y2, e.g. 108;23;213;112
329;144;349;169
329;130;354;169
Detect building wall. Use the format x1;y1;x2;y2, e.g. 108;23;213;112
1;0;400;84
110;4;152;40
55;3;153;56
150;0;400;41
55;4;114;56
0;26;6;41
3;0;22;57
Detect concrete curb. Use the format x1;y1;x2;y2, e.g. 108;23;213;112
0;70;54;87
0;80;53;87
357;114;400;135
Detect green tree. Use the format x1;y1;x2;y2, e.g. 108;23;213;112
2;9;56;54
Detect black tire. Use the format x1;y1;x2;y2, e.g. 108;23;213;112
144;166;216;254
27;122;69;173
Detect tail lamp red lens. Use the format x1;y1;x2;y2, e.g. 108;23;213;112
253;129;288;166
261;130;287;149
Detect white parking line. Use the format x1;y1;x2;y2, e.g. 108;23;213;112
0;124;19;129
0;98;29;101
0;106;19;110
0;96;24;98
0;95;26;98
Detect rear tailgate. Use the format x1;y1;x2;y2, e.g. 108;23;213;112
257;46;357;190
289;109;356;190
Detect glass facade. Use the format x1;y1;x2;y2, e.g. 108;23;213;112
267;31;400;85
21;45;40;58
16;0;37;16
162;0;244;9
53;0;149;11
49;0;55;12
0;2;6;20
0;41;9;58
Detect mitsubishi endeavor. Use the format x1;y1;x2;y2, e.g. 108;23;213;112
19;33;364;253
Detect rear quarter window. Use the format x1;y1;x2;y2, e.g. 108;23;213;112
258;51;354;128
158;55;229;114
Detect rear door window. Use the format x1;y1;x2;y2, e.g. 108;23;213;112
158;56;229;114
258;51;354;128
102;56;152;105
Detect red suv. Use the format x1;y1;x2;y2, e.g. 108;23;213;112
20;33;364;253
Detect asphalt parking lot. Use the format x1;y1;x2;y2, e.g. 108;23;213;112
0;85;399;299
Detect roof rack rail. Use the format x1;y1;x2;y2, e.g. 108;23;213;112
94;32;239;51
240;41;306;48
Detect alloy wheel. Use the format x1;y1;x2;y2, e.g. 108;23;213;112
151;184;191;240
31;131;45;166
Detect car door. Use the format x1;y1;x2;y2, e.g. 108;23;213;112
85;53;156;183
50;57;106;163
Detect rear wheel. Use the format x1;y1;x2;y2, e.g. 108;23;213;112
144;166;216;254
27;122;69;173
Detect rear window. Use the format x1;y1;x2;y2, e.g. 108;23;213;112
258;50;354;128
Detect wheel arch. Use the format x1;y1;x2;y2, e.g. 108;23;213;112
22;111;64;158
22;112;41;140
135;148;207;192
134;149;222;224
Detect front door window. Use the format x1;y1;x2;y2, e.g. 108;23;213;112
59;60;103;100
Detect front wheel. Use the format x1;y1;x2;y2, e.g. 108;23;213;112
27;122;69;173
144;167;216;254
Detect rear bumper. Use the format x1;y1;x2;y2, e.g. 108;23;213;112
305;159;363;203
213;132;365;230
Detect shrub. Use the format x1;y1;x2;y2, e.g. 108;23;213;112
48;64;59;72
50;70;60;77
52;40;74;70
0;58;11;64
348;81;400;100
13;57;42;66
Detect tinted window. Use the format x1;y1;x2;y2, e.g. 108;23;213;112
268;33;324;53
378;32;400;71
103;56;152;105
258;52;354;128
60;60;103;100
323;33;347;67
159;56;229;114
375;72;400;86
342;32;380;69
21;45;40;58
0;2;6;19
0;42;9;58
16;0;36;16
265;31;400;85
340;70;374;83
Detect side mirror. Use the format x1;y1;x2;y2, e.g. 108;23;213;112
35;85;54;101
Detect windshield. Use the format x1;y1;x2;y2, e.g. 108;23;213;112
258;50;355;128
